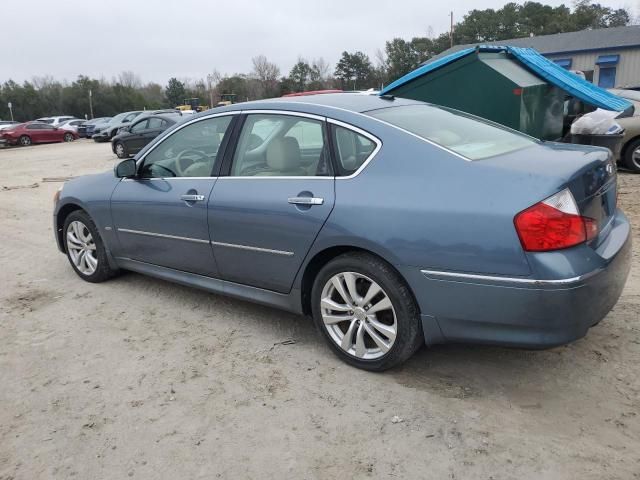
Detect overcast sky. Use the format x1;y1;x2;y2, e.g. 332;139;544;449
3;0;637;85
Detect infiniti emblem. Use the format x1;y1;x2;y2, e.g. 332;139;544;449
606;163;614;175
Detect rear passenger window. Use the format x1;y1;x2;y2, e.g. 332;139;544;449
331;125;377;176
231;114;331;177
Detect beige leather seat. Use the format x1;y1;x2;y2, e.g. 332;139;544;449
257;137;307;176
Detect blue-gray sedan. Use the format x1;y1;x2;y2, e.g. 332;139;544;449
53;93;632;371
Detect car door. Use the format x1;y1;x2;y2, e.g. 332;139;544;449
110;113;236;276
137;117;168;153
125;118;148;152
209;112;335;293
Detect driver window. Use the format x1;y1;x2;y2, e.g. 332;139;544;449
139;116;232;178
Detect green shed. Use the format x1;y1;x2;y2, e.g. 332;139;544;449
380;46;631;141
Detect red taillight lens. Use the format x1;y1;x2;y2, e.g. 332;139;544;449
514;189;598;252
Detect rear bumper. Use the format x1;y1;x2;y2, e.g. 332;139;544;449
405;209;632;348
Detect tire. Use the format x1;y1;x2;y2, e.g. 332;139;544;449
310;252;423;371
622;138;640;173
114;141;127;159
19;135;31;146
63;132;74;142
63;210;119;283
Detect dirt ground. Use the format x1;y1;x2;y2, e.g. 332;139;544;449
0;140;638;480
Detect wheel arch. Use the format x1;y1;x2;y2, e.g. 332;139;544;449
299;245;420;317
56;203;86;253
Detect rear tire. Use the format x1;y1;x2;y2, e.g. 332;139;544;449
63;210;119;283
63;133;74;142
311;252;423;371
622;138;640;173
19;135;31;146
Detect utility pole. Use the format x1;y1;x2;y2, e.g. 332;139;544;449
450;11;454;48
88;89;94;119
7;102;13;121
206;73;216;108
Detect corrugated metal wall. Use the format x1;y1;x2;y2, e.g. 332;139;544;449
546;49;640;88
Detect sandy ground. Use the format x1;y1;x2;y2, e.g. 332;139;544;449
0;140;638;480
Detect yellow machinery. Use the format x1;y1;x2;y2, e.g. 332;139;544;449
176;98;209;112
216;93;237;107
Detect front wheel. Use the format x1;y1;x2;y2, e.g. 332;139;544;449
19;135;31;146
311;252;423;371
622;138;640;173
63;210;119;283
114;141;127;159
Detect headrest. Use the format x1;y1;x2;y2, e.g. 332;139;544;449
266;137;301;171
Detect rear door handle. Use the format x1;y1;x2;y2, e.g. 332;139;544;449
181;194;205;202
288;196;324;206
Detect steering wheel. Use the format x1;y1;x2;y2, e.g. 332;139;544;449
175;149;208;177
148;163;177;177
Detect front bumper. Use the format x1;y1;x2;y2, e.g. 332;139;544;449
404;209;632;348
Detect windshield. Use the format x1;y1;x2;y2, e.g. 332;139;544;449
367;104;536;160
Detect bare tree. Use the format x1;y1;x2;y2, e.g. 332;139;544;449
251;54;280;82
251;55;280;98
118;71;141;88
311;57;330;81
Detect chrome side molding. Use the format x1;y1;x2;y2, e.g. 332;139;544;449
211;241;294;257
420;268;600;286
117;228;210;244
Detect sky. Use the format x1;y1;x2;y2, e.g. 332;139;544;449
3;0;637;85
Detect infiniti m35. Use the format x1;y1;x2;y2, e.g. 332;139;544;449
53;94;631;370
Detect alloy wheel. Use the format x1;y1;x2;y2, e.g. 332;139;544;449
19;136;31;146
64;133;73;142
66;220;98;275
632;147;640;170
115;143;125;157
320;272;397;360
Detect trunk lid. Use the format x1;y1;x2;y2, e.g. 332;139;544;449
481;141;618;247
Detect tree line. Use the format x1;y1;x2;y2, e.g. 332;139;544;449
0;1;631;121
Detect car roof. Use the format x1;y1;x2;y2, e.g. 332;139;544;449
245;92;425;113
136;113;181;122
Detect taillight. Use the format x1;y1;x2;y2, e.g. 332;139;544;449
514;189;598;252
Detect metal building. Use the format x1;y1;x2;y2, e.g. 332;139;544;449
430;25;640;89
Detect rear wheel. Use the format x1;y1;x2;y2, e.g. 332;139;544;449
114;141;127;159
311;252;423;371
19;135;31;146
63;210;119;283
63;132;74;142
623;138;640;173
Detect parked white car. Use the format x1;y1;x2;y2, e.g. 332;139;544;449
0;121;20;131
35;116;76;126
58;119;86;133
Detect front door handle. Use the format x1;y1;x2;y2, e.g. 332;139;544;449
181;194;205;202
288;196;324;206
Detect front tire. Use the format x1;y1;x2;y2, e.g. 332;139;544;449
114;141;127;159
622;138;640;173
19;135;31;146
311;252;423;371
63;210;119;283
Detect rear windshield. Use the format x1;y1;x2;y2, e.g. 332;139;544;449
367;104;536;160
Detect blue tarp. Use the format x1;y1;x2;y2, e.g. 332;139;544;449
380;45;632;112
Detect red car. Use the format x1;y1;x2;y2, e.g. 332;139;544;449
0;122;78;146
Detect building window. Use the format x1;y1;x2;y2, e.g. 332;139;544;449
596;54;619;88
598;67;617;88
553;58;572;69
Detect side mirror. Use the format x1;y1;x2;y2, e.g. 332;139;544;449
115;158;137;178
